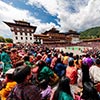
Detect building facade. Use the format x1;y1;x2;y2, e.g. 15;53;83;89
34;28;80;47
65;30;80;44
4;20;36;43
4;20;80;46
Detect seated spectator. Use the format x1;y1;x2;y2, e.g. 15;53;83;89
83;54;93;68
74;55;82;69
39;79;52;100
89;58;100;84
63;52;69;66
54;58;66;78
81;82;99;100
52;77;73;100
36;60;54;83
66;60;77;84
0;59;4;77
0;68;17;100
77;63;91;88
45;53;52;67
10;48;21;68
50;53;58;69
23;56;32;67
7;66;42;100
74;82;100;100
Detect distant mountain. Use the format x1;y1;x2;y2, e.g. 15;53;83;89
80;27;100;39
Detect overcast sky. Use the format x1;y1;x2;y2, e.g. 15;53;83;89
0;0;100;38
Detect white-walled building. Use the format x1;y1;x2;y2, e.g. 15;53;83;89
4;20;36;43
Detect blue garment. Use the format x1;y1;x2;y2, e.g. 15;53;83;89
54;63;66;77
46;57;52;64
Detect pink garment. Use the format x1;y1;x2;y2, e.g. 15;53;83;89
41;85;52;99
50;57;57;69
74;94;83;100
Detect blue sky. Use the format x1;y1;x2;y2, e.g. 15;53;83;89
0;0;100;38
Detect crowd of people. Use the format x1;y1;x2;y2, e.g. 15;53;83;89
0;43;100;100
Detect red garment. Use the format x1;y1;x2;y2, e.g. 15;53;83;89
50;57;57;69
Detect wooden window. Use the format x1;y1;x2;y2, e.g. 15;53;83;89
20;33;23;35
16;37;18;40
30;33;32;36
15;32;17;35
21;37;23;40
25;33;27;36
30;37;32;40
26;37;28;40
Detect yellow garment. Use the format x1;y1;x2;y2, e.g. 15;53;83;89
0;81;17;100
63;56;69;65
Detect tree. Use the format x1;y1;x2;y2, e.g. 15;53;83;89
5;38;13;43
0;36;6;42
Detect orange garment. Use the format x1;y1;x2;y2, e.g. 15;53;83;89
0;81;17;100
74;59;82;69
66;66;77;84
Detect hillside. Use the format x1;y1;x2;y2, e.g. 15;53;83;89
80;27;100;39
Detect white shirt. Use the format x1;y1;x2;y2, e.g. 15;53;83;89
89;65;100;83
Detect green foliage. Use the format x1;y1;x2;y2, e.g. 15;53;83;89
0;36;13;43
80;27;100;39
0;36;6;42
5;38;13;43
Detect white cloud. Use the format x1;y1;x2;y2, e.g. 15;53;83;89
27;0;59;15
34;22;59;34
1;0;100;38
27;0;100;32
0;1;59;38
